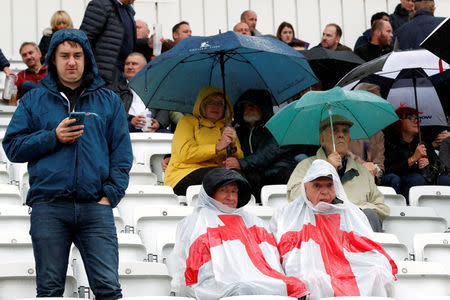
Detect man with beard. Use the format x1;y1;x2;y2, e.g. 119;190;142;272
355;20;393;62
16;42;47;98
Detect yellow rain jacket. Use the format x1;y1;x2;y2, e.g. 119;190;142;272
164;86;244;189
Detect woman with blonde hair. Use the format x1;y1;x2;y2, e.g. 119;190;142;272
38;10;74;61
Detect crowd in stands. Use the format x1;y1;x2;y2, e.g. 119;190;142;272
1;0;449;298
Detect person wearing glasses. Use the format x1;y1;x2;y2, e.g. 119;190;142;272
382;107;450;203
164;86;244;196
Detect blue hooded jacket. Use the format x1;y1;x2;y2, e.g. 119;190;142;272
2;29;133;208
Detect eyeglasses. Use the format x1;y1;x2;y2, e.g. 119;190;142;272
205;100;224;107
404;116;418;122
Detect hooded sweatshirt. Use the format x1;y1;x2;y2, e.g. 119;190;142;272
2;29;133;207
167;167;309;299
164;86;244;188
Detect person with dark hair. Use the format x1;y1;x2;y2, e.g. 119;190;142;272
354;12;390;50
394;0;445;50
167;167;309;299
241;10;261;36
2;29;132;298
390;0;414;33
288;40;307;51
354;20;393;61
224;89;309;203
80;0;137;85
16;42;47;98
313;24;352;51
164;86;244;195
276;22;310;49
172;21;192;44
382;106;450;203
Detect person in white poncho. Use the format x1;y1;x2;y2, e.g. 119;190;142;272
271;159;397;300
167;167;309;300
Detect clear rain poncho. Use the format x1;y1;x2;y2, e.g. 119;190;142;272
270;159;397;300
167;185;309;300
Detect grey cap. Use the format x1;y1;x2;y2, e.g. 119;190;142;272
319;114;354;131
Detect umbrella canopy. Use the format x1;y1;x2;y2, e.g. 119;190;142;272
299;48;365;90
336;49;450;127
420;16;450;64
265;87;399;147
129;31;318;114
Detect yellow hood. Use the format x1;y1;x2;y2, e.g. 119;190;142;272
192;86;234;122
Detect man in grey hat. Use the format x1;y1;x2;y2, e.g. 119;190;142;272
287;114;388;232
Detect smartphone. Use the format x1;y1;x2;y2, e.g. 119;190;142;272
69;112;86;130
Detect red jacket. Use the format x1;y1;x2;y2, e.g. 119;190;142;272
15;65;47;99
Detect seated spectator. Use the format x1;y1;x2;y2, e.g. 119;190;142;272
0;48;15;78
16;42;47;99
354;12;390;50
240;10;262;36
110;52;169;133
225;89;312;203
233;22;251;36
312;24;352;51
354;20;393;62
271;159;397;300
136;20;150;39
39;10;73;63
167;167;309;299
349;83;386;181
382;107;450;203
173;21;192;44
287;115;388;232
288;40;307;51
164;86;244;195
276;22;310;49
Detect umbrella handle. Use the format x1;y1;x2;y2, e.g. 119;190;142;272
328;109;336;153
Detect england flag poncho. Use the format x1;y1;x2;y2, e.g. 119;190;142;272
167;186;309;300
270;159;397;300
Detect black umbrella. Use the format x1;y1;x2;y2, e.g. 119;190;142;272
420;16;450;64
299;48;365;90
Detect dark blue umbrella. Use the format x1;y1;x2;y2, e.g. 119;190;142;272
129;31;318;119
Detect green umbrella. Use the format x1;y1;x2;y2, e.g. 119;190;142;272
265;87;399;149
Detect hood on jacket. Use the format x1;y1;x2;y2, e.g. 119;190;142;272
394;3;411;17
192;86;234;122
42;28;104;91
233;89;273;126
200;167;252;210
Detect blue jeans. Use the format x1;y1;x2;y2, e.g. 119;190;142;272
30;199;122;299
381;173;426;204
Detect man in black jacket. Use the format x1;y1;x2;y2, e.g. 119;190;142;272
355;20;393;62
390;0;414;33
80;0;136;85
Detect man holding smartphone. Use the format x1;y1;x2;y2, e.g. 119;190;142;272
2;29;132;299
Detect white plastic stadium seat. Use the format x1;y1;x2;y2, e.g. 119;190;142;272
129;163;158;186
414;233;450;272
243;206;274;226
0;184;22;205
373;232;410;261
0;262;78;299
186;184;256;207
393;261;450;300
0;164;10;184
135;205;193;262
260;185;288;208
117;233;148;262
221;296;297;300
0;232;34;263
0;205;30;232
113;208;125;233
119;262;171;297
129;132;173;166
118;185;179;226
409;185;450;228
155;230;176;264
382;206;447;252
377;186;407;206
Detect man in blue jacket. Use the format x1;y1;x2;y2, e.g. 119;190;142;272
2;29;132;299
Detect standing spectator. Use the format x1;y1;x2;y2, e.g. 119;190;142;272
172;21;192;44
0;49;15;78
313;24;352;51
354;12;390;50
355;20;393;62
276;22;310;49
240;10;261;36
382;107;450;203
39;10;74;63
136;20;150;39
390;0;414;33
233;22;251;36
110;52;170;133
394;0;445;50
80;0;136;85
16;42;47;99
2;29;132;299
